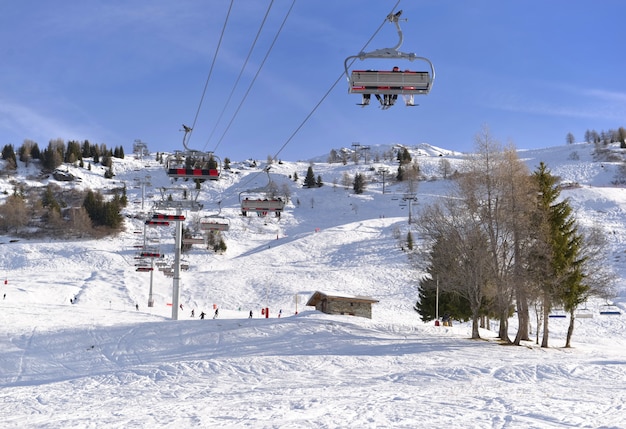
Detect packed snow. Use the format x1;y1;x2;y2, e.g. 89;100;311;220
0;142;624;428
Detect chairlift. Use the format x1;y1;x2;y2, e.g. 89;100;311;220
599;303;622;316
182;237;205;245
239;167;285;217
575;308;593;319
344;10;435;110
548;309;567;318
240;197;285;217
200;216;230;232
166;125;221;180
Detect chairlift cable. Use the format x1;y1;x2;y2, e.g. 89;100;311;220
268;0;400;162
186;0;235;147
203;0;276;150
235;0;400;192
208;0;296;155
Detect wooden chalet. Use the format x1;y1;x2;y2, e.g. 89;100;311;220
306;291;379;319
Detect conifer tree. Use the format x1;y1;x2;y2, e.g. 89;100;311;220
353;173;365;194
304;166;317;188
530;162;586;348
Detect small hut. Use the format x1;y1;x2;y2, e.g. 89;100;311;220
306;291;379;319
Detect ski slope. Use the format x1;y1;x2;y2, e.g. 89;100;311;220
0;142;625;428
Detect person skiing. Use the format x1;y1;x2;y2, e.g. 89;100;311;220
191;309;195;318
213;308;219;319
200;311;205;320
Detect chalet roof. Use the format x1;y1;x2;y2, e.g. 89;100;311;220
306;291;379;307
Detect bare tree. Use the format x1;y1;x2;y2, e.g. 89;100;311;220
341;172;352;189
438;158;453;179
70;207;94;238
0;195;29;233
456;128;516;342
280;183;291;203
418;200;492;339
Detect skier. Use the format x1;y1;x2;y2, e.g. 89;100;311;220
213;308;219;319
191;309;195;318
249;310;253;318
200;311;205;320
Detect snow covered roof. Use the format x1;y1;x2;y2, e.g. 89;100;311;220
306;291;379;307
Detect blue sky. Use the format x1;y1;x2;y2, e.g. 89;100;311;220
1;1;624;161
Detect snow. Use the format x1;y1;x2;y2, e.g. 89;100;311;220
0;142;625;428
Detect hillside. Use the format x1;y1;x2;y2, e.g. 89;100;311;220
0;142;624;428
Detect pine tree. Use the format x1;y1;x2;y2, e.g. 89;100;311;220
353;173;365;194
304;166;317;188
397;147;412;165
530;162;586;347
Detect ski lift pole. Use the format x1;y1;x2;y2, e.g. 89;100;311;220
148;258;155;308
436;275;439;321
171;210;183;320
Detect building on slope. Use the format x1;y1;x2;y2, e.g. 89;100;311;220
306;291;379;319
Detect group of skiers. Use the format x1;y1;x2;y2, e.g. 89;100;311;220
191;308;218;320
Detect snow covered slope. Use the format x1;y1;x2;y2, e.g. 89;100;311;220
0;142;624;428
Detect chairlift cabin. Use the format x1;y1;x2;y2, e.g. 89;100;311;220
599;304;622;316
575;308;593;319
548;309;567;318
200;217;230;232
166;151;220;180
344;11;435;110
240;197;285;217
166;125;221;180
182;237;205;245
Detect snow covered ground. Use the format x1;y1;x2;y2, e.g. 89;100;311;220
0;142;624;428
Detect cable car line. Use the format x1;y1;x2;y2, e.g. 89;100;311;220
268;1;400;162
207;0;296;156
186;0;235;148
204;0;277;151
236;1;400;193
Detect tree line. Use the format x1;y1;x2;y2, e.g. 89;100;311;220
2;139;125;174
0;138;128;237
414;128;614;348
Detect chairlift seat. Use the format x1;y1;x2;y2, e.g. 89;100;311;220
599;310;622;316
576;309;594;319
167;168;219;180
182;237;205;245
241;199;285;213
350;70;431;95
200;221;230;232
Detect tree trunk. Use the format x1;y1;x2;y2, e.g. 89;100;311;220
541;295;550;348
565;310;575;348
513;290;530;345
471;316;481;339
498;308;511;343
